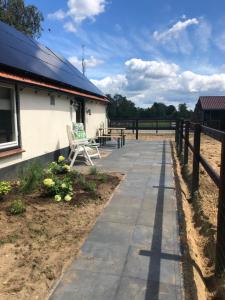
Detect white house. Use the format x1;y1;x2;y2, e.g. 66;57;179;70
0;21;108;178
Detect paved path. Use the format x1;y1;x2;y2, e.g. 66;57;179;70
50;140;184;300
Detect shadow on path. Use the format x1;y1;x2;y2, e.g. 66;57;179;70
143;141;167;299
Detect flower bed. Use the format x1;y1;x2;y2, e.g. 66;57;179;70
0;157;122;300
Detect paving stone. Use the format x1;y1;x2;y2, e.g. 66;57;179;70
109;193;143;208
123;246;181;285
131;224;179;254
50;270;120;300
87;221;133;246
50;141;184;300
115;276;182;300
71;241;129;275
100;204;140;224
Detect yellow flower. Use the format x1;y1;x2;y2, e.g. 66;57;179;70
54;195;62;202
61;183;67;189
64;194;72;202
58;156;65;163
43;178;55;187
63;164;70;172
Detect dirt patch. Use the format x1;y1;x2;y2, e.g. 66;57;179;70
0;172;122;300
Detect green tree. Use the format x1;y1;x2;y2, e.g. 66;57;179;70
150;102;167;118
106;94;137;119
0;0;43;38
178;103;191;119
166;105;177;118
106;94;192;120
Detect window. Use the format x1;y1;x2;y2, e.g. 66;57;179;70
76;100;85;123
50;95;55;106
0;84;18;150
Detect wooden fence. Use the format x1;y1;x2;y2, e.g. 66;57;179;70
109;119;176;139
176;120;225;277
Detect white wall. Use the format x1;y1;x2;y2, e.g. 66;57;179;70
0;87;107;169
85;100;107;138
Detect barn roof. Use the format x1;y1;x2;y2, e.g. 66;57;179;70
0;21;105;100
198;96;225;110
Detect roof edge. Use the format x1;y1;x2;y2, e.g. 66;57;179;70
0;71;109;103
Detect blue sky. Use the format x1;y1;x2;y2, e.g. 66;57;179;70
27;0;225;108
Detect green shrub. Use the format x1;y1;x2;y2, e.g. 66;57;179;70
89;166;98;175
97;173;108;183
68;169;79;178
83;181;96;193
77;175;87;187
18;162;44;193
0;181;11;198
42;175;73;202
8;199;26;215
77;175;96;193
47;156;70;175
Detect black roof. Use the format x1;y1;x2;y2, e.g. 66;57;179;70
0;21;104;97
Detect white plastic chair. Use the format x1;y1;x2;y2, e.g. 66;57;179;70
66;125;100;167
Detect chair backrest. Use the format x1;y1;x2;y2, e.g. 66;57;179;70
67;125;76;149
73;122;87;139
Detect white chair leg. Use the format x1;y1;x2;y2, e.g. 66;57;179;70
68;150;73;161
95;146;101;158
70;149;79;167
83;146;94;166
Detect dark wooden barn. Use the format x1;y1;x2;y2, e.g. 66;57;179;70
194;96;225;130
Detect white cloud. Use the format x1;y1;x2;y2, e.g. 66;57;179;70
48;9;66;20
153;18;199;42
91;74;128;95
92;58;225;108
69;55;104;70
194;19;212;51
67;0;107;23
125;58;179;78
179;71;225;93
48;0;108;32
215;32;225;52
64;22;77;32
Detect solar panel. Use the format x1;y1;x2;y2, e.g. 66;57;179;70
0;21;104;97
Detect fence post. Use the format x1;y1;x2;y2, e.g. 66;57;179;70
215;134;225;277
136;119;139;140
191;123;201;198
132;120;135;134
178;119;184;156
183;121;190;165
156;120;158;134
175;120;179;146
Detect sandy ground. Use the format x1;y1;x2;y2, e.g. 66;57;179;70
0;172;122;300
126;132;174;141
178;134;225;299
171;142;207;300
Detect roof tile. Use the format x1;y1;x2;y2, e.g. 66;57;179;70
199;96;225;110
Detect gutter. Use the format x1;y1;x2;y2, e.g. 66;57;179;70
0;71;109;103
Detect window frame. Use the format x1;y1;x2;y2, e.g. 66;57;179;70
0;83;19;151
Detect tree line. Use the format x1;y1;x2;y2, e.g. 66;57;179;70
0;0;43;38
107;94;193;120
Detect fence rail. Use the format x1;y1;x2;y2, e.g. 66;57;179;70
109;119;176;139
176;120;225;277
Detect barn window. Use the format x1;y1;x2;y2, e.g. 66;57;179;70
0;84;18;150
